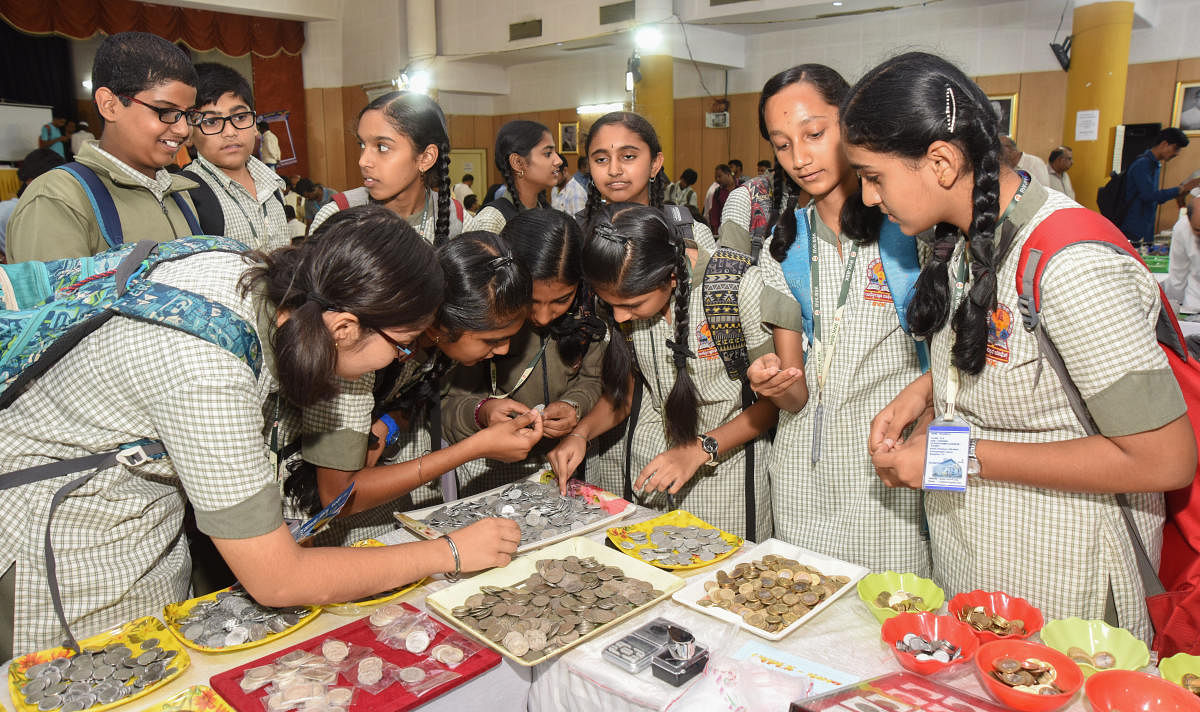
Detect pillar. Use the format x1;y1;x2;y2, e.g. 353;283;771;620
636;53;675;182
1061;0;1135;210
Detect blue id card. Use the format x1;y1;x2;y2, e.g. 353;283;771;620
922;418;970;492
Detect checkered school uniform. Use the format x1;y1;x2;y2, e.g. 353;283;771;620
189;155;291;252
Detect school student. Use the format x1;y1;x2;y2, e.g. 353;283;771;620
0;206;521;659
743;65;932;575
472;121;562;234
283;231;542;540
38;114;70;160
848;52;1195;642
183;63;290;253
443;209;606;494
549;204;777;540
7;32;202;262
310;92;464;244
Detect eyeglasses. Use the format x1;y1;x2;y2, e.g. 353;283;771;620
376;330;415;361
195;111;257;135
119;95;200;126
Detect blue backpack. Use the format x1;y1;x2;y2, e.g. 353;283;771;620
58;162;202;248
0;235;260;650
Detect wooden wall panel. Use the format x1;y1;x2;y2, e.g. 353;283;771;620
320;88;346;191
728;93;761;180
341;85;366;190
303;88;327;186
1124;61;1177;125
674;97;703;182
1016;71;1067;163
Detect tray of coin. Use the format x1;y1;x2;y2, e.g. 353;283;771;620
8;616;189;712
425;536;685;667
163;585;321;653
398;471;634;554
208;604;501;712
139;685;234;712
323;539;429;616
606;509;742;570
671;538;869;641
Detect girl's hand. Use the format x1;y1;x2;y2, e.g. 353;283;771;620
747;353;804;398
478;397;530;428
548;434;587;493
448;518;522;571
871;430;928;489
474;410;544;462
868;373;933;455
541;401;578;439
635;442;710;495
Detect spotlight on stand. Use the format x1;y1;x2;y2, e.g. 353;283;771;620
626;53;641;92
1050;35;1072;71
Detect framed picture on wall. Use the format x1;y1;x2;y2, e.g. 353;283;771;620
558;121;579;153
987;93;1018;137
1173;82;1200;135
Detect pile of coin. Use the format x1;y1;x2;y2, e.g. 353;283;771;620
19;639;179;711
1066;646;1116;669
1181;673;1200;696
356;656;383;686
894;633;962;663
697;555;851;633
988;656;1065;695
874;590;926;612
449;555;663;662
172;587;312;649
430;644;464;665
423;482;605;545
618;525;735;566
955;605;1026;637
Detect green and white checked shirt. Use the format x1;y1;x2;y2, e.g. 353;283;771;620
188;155;290;252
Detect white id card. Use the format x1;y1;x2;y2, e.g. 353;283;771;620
922;418;970;492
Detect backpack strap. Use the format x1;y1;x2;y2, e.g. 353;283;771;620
745;178;773;265
179;169;224;236
332;191;352;211
57;163;123;247
661;205;696;245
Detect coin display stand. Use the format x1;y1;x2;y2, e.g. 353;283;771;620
607;510;742;570
425;537;685;667
324;540;428;616
209;605;501;712
7;616;190;712
139;685;234;712
163;586;321;653
672;538;869;641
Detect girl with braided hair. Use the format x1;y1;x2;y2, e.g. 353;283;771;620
471;121;562;234
548;203;776;540
309;91;465;244
851;52;1193;642
741;64;933;576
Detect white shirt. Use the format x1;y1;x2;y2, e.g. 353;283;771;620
702;181;718;220
260;130;281;165
551;178;587;216
1046;170;1074;200
452;183;474;204
1017;153;1051;188
70;130;95;156
1165;213;1200;313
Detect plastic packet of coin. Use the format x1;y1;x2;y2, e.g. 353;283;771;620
392;658;462;698
263;679;328;712
298;638;365;673
240;663;280;693
365;602;410;633
376;611;439;654
351;657;399;696
428;633;483;670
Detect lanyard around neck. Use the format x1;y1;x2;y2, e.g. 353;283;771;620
807;205;861;399
198;161;265;241
490;334;549;398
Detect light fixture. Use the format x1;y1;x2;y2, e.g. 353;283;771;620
626;53;641;91
634;26;663;52
81;78;93;90
395;69;432;94
832;1;844;5
577;102;625;114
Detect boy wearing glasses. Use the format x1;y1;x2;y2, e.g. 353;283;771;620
183;63;290;252
7;32;202;262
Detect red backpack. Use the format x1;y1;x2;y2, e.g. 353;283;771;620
1016;207;1200;655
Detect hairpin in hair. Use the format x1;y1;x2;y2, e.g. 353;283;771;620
488;255;513;271
308;291;334;310
593;222;627;244
945;86;957;134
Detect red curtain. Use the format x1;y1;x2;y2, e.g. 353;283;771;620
251;51;308;178
0;0;304;57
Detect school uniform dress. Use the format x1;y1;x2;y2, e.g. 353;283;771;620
927;181;1184;643
188;155;291;252
309;188;464;241
755;211;933;575
623;242;775;541
0;252;283;656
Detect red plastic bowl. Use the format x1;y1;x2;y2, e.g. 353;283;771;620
948;589;1045;644
1085;670;1200;711
881;612;980;676
973;639;1084;712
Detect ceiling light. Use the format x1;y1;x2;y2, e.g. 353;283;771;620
81;78;92;90
577;102;625;114
833;1;844;5
634;26;662;52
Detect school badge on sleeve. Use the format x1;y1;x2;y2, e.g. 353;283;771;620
863;258;894;304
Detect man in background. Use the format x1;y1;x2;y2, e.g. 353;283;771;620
1046;146;1074;200
708;164;735;228
999;135;1050;187
1120;127;1200;251
550;155;587;216
728;158;747;186
756;160;772;177
452;173;475;204
38;114;71;160
666;168;700;221
1164;199;1200;314
258;120;281;171
70;121;96;156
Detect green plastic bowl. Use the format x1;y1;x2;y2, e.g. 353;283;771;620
856;571;945;625
1040;618;1149;677
1160;652;1200;690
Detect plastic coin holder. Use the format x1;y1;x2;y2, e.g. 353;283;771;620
391;659;461;698
319;639;350;664
263;680;326;712
323;686;355;708
240;664;279;693
296;663;339;686
366;603;408;631
376;612;439;654
429;634;483;670
275;651;321;669
351;657;399;696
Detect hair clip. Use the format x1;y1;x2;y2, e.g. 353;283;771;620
945;86;957;134
488;255;513;271
593;222;627;244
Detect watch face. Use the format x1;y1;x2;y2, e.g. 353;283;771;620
700;435;718;454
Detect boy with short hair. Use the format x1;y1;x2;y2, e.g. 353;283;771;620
7;32;201;262
184;63;289;252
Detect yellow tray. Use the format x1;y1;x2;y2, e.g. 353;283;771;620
323;539;428;615
606;509;743;570
8;616;190;712
162;586;321;653
139;685;233;712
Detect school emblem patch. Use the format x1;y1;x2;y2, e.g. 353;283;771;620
986;303;1013;365
863;258;893;304
695;320;720;360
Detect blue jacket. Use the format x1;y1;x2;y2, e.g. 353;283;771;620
1119;149;1180;241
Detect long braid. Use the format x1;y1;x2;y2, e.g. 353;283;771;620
768;159;802;263
434;139;451;246
584;181;604;224
950;129;1003;374
649;171;666;209
502;165;521;214
662;227;700;447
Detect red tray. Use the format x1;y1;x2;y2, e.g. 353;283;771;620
210;603;501;712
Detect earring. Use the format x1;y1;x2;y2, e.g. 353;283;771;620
515;170;526;178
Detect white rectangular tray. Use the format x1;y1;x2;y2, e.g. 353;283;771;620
671;538;869;641
399;470;634;554
425;536;685;666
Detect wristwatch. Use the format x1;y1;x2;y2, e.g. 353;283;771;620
697;434;719;466
967;438;981;476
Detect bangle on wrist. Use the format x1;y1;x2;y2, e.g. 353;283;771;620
444;535;462;581
474;397;495;429
568;432;587;442
416;449;431;484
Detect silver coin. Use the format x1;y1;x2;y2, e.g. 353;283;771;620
37;694;62;712
397;666;426;684
22;678;50;696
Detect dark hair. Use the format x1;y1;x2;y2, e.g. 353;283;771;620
755;64;876;263
715;164;732;175
240;203;443;408
495;120;552;214
17;148;65;196
680;168;698;185
842;51;1004;375
757;159;772;170
1157;127;1190;149
502;209;607;367
294;177;316;195
193;62;253;110
257;121;269;133
582;112;668;223
463;194;479;211
1048;147;1067;164
283;205;297;221
577;155;588;171
462;173;474;182
360;91;454;246
728;159;743;170
582;203;698;447
93;32;197;102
